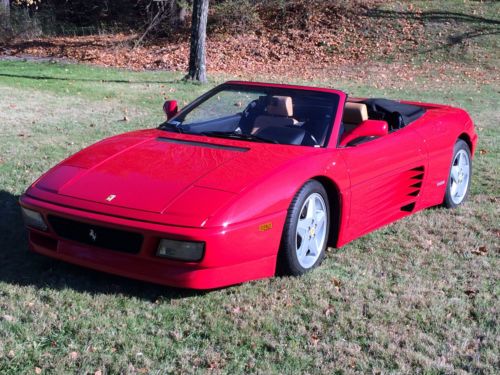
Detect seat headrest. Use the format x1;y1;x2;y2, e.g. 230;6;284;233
343;102;368;124
267;96;293;117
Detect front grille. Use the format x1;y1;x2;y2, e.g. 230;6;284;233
48;215;143;254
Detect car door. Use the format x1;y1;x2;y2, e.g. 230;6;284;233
339;125;428;243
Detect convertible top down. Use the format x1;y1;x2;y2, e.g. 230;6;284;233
20;81;477;289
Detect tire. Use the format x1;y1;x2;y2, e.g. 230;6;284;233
444;139;472;208
278;180;330;276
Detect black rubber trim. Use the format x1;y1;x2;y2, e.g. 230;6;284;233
157;137;249;152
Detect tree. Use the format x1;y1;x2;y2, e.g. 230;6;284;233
168;0;186;30
1;0;10;31
135;0;187;48
186;0;209;83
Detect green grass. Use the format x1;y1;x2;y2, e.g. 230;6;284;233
378;0;500;67
0;60;498;374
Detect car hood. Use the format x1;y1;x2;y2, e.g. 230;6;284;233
33;129;316;216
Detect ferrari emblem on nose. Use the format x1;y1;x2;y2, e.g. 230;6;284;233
89;229;97;242
106;194;116;202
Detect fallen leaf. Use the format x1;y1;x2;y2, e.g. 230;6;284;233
464;289;478;298
69;351;79;360
7;350;15;359
479;149;488;155
231;306;241;314
2;314;15;322
208;361;219;370
94;371;102;375
331;277;342;292
324;306;334;317
169;330;182;341
35;367;42;375
471;246;488;256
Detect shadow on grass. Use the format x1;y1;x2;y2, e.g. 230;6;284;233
366;9;500;26
364;8;500;54
0;190;201;301
0;72;181;85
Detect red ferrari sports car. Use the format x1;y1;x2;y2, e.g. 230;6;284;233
20;81;477;289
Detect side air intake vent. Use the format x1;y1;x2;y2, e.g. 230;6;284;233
400;166;425;212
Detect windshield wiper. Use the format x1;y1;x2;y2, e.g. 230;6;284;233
158;121;183;133
199;131;279;144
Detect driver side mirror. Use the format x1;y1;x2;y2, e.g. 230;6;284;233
163;100;178;120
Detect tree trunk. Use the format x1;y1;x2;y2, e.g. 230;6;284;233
186;0;209;83
0;0;10;31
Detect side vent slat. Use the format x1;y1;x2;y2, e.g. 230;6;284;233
401;203;416;212
408;190;420;197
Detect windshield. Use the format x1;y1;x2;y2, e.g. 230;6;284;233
161;84;340;147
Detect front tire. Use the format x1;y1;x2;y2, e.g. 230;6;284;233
278;180;330;276
444;139;472;208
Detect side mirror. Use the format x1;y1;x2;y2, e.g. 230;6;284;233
163;100;178;120
339;119;389;147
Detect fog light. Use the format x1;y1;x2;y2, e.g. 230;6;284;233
21;207;48;231
156;239;205;262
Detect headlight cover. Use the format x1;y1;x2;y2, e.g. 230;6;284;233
156;239;205;262
21;207;48;231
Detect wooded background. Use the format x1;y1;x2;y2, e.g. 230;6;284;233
1;1;498;82
0;0;291;38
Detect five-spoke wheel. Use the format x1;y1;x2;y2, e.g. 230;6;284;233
444;139;472;208
279;180;330;276
295;193;328;269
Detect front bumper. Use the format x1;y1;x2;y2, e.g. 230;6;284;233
20;195;285;289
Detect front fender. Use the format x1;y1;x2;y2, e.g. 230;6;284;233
205;150;350;228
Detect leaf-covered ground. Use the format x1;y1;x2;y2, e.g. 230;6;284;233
1;0;498;80
0;59;498;374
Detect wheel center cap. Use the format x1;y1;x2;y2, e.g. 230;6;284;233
309;227;315;237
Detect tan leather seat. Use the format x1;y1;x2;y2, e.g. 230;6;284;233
342;102;368;132
252;96;298;133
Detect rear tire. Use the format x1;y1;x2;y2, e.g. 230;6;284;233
444;139;472;208
278;180;330;276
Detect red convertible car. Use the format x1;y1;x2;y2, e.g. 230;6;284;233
20;81;477;289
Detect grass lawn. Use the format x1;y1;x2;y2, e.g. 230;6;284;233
0;60;498;374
